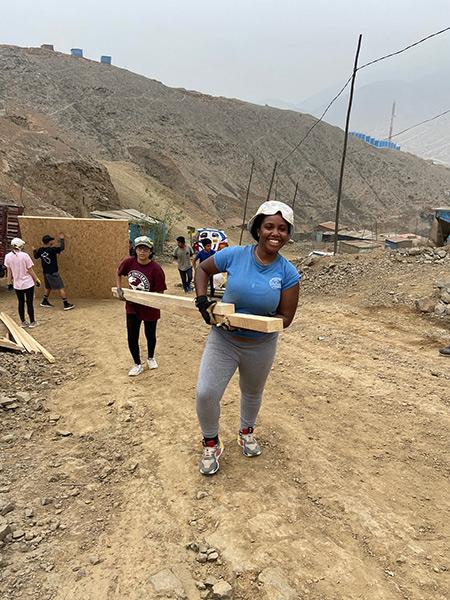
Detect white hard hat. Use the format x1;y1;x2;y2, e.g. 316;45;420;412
134;235;153;249
247;201;294;239
11;237;25;249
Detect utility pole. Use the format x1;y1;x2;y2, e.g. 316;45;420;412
333;34;363;255
239;159;255;245
291;182;299;211
266;161;278;202
388;101;396;140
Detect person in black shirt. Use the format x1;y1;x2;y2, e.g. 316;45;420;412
33;233;74;310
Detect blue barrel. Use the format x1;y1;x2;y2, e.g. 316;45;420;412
101;55;112;65
71;48;83;57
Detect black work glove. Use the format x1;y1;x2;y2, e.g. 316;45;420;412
195;295;217;325
116;287;126;301
7;283;13;291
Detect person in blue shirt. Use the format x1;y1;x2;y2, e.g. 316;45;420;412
194;238;216;297
194;200;300;475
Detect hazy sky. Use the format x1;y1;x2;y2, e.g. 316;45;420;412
1;0;449;105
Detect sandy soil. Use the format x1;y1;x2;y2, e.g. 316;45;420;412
0;261;449;600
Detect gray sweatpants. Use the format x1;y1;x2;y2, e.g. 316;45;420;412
196;327;278;438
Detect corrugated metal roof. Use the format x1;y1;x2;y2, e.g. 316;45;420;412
91;208;161;224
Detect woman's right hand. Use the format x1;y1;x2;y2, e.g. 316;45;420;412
117;287;126;301
195;295;217;325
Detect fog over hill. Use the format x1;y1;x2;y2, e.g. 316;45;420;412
1;44;450;234
293;67;450;166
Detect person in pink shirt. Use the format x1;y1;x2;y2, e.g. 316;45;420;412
4;238;41;328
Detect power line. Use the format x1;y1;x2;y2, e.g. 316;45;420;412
389;108;450;139
275;25;450;172
358;26;450;71
278;74;353;166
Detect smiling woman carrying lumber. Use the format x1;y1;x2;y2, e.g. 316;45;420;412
194;200;301;476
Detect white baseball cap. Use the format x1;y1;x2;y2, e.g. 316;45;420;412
247;201;294;239
134;235;153;249
11;237;26;249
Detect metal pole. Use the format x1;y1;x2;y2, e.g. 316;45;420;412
333;34;363;255
239;159;255;245
388;101;396;141
266;161;278;202
291;182;299;211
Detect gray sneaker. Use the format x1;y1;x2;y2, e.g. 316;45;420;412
238;427;262;457
199;439;224;475
21;321;30;328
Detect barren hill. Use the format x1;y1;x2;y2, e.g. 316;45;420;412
2;44;450;233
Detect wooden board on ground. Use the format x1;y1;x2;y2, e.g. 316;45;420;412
19;216;129;298
0;312;55;362
0;337;24;352
111;288;235;317
111;288;283;333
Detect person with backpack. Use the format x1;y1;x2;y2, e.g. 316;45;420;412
33;233;74;311
193;238;216;297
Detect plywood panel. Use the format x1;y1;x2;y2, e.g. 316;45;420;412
18;216;128;298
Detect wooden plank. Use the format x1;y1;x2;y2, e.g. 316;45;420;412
0;337;24;352
27;337;56;363
111;288;235;317
0;314;25;350
111;289;283;333
0;312;55;361
219;313;283;333
0;313;33;352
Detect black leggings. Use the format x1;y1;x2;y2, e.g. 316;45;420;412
126;314;157;364
15;286;35;323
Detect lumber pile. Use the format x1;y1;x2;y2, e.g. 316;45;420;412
111;288;283;333
0;313;55;362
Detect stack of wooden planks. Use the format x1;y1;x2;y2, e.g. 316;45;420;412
0;312;55;362
111;288;284;333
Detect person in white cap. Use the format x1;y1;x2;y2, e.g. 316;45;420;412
194;200;301;475
4;238;41;328
116;236;167;376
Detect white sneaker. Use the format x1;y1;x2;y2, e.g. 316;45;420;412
128;364;144;377
28;321;38;328
147;358;158;370
21;321;30;328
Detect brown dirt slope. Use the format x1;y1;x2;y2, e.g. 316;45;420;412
1;45;450;231
0;252;449;599
0;113;119;217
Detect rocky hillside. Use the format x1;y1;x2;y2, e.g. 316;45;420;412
0;114;119;217
1;44;450;232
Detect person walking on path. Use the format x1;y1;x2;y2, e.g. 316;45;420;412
173;236;194;293
4;237;41;328
194;200;301;475
33;234;74;311
194;238;216;297
116;236;167;376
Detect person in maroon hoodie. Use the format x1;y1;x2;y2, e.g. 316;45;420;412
116;236;166;376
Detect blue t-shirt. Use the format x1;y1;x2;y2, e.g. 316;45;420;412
197;248;216;263
214;245;300;337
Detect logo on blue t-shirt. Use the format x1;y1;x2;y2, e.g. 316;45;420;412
269;277;282;289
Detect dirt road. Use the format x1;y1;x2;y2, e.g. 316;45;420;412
1;262;449;599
